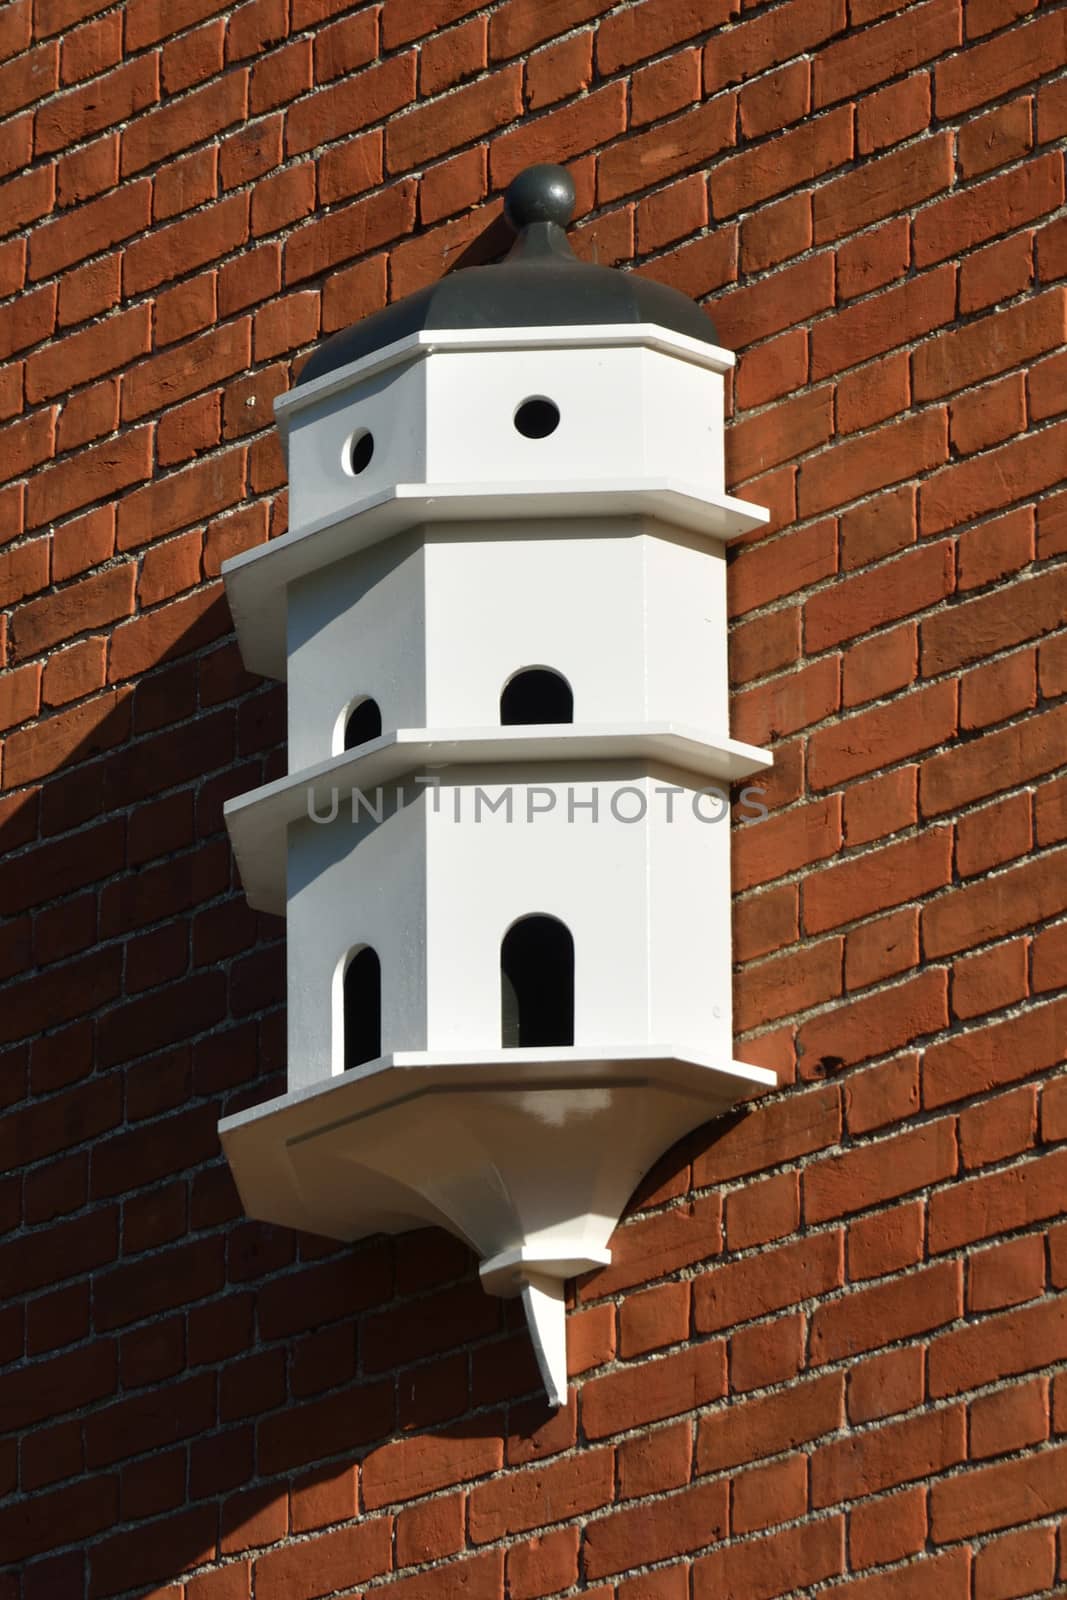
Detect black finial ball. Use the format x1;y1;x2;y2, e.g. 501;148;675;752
504;164;576;232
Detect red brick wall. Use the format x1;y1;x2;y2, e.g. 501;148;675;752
2;1;1066;1596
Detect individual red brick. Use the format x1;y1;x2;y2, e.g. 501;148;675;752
138;532;204;610
731;1454;807;1536
839;482;916;572
122;322;250;424
415;147;485;229
162;18;226;93
925;996;1067;1122
959;96;1033;181
850;1485;927;1570
725;1172;800;1252
30;180;151;282
617;1421;691;1502
838;351;911;435
801;407;948;519
959;643;1036;732
952;937;1029;1027
25;426;152;532
0;661;41;731
618;1281;690;1359
407;14;484;96
837;216;910;302
845;906;920;992
847;1345;925;1424
809;543;951;653
631;48;702;128
59;11;121;85
858;72;932;154
226;0;288;62
964;0;1037;37
157;390;222;468
41;637;106;709
0;0;30;59
973;1524;1056;1600
26;305;150;407
154;146;219;222
0;40;56;119
960;229;1033;314
0;165;56;240
956;506;1034;593
154;272;218;348
729;1310;805;1393
814;132;954;244
380;60;517;174
739;59;810;143
1038;69;1067;144
642;221;737;302
0;282;56;361
696;1087;842;1192
363;1428;502;1510
52;505;114;583
506;1526;578;1599
958;1088;1036;1182
734;328;809;409
729;607;801;686
935;8;1067;116
1030;347;1067;425
597;95;734;207
845;1058;921;1140
969;1235;1046;1315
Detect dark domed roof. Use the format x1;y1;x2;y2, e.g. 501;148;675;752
296;164;721;389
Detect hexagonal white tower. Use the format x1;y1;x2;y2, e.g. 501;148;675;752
219;165;775;1408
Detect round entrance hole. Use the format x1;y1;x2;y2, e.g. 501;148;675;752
513;398;560;439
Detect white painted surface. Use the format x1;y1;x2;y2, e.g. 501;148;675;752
225;485;769;682
220;316;775;1408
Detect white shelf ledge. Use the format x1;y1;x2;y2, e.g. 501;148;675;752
222;480;770;681
224;721;773;914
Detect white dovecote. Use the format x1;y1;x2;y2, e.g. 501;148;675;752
218;164;775;1408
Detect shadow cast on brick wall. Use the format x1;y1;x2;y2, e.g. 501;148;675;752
0;597;739;1599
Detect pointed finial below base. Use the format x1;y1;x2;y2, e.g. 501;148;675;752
520;1275;569;1410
